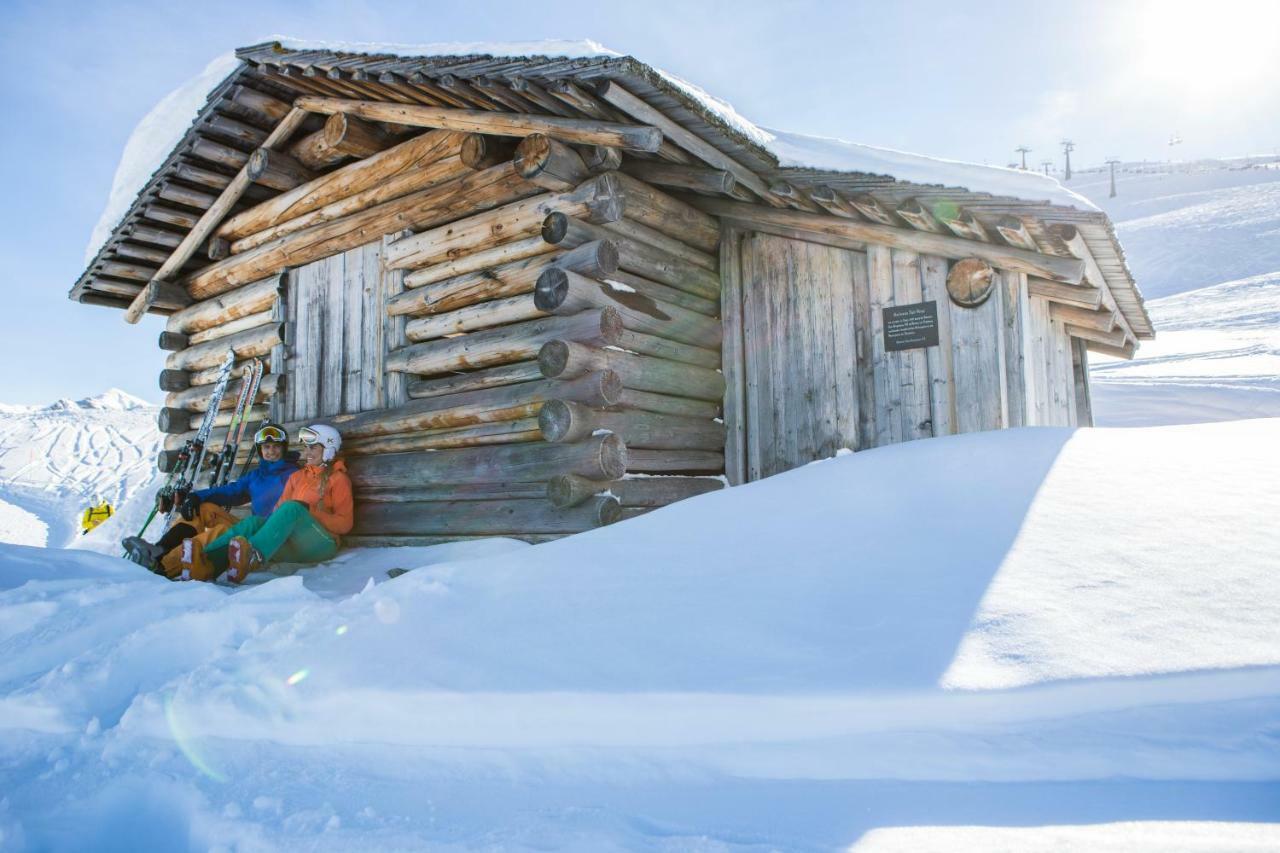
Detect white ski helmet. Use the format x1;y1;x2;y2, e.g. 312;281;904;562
299;424;342;463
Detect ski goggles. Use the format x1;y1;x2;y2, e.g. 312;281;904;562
254;425;288;444
298;426;323;446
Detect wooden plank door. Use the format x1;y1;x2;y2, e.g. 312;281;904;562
737;232;861;480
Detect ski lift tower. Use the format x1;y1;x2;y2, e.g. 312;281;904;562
1015;146;1031;169
1061;140;1075;181
1105;157;1121;198
1040;159;1053;175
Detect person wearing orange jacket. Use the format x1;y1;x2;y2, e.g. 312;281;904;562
179;424;353;583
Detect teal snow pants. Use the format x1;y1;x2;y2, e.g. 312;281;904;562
206;500;338;570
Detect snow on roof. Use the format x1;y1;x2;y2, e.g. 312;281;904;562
84;51;240;265
764;128;1099;211
83;37;1095;263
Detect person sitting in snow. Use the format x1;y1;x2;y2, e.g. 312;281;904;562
123;423;299;577
180;424;354;583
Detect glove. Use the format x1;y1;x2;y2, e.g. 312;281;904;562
157;491;174;514
179;493;201;522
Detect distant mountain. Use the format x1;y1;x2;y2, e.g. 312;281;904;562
0;392;161;548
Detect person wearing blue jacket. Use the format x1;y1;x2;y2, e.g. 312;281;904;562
123;424;299;576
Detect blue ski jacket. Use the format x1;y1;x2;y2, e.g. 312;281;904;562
194;455;300;518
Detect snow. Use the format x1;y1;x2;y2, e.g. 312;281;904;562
0;390;161;548
83;52;239;265
766;128;1097;210
1;420;1277;848
83;39;1094;263
1075;160;1280;426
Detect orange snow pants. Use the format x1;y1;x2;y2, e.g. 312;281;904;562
160;502;238;580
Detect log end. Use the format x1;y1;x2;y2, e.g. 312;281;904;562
538;398;583;442
157;448;182;473
158;331;189;352
537;339;571;379
533;267;570;312
546;473;609;509
596;495;623;526
598;432;628;480
513;133;552;179
158;370;191;393
158;407;191;434
542;211;569;244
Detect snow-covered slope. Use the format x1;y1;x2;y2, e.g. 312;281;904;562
1;420;1277;850
1071;159;1280;426
0;390;160;548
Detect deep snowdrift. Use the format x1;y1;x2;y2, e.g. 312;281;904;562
1;421;1277;850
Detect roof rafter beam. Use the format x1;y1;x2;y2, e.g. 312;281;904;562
124;106;310;323
293;95;663;151
690;197;1086;284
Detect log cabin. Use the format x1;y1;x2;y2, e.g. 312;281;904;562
69;40;1154;546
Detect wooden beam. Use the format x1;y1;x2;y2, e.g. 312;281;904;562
994;215;1041;251
895;198;943;233
293;95;663;151
621;161;736;195
1050;302;1117;332
848;194;896;225
936;207;990;242
1065;323;1128;348
124;106;308;323
1028;277;1104;310
1051;223;1140;344
1085;339;1137;360
807;185;862;219
692;197;1086;284
593;80;785;207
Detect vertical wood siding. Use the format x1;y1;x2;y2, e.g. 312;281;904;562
287;238;409;421
728;231;1085;482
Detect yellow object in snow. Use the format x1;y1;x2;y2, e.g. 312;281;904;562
80;502;113;535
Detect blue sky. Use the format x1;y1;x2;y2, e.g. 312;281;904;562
1;0;1276;404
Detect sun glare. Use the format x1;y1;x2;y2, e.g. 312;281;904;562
1130;1;1280;99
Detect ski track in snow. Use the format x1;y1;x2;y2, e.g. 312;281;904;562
0;391;159;549
1077;163;1280;427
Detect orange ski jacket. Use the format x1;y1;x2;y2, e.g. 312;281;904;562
275;459;354;537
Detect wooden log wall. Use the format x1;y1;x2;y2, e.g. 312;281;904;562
349;156;728;539
155;127;726;543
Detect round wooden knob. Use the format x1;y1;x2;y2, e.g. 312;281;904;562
946;258;995;307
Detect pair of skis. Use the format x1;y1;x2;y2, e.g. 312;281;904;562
208;358;264;488
130;349;238;543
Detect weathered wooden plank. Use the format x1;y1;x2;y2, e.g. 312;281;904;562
828;245;860;454
1001;272;1030;429
1072;337;1094;427
319;253;345;417
382;231;411;409
949;262;1007;434
866;245;900;448
1025;295;1052;425
890;249;932;442
720;225;747;485
343;245;365;414
355;496;620;536
741;233;770;480
919;255;955;437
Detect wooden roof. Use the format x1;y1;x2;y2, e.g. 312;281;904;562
72;41;1153;339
